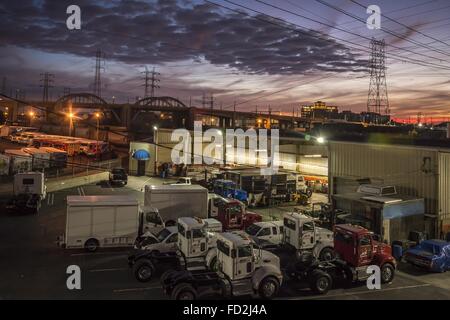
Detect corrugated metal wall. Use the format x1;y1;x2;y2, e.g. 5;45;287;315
298;156;328;176
438;152;450;224
329;141;438;215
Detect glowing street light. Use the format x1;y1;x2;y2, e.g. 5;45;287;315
317;136;325;144
95;112;102;158
67;112;75;136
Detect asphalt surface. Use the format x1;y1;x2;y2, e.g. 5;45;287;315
0;177;449;300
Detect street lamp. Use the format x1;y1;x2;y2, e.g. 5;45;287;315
28;111;35;127
67;112;75;136
153;125;158;175
95;112;101;159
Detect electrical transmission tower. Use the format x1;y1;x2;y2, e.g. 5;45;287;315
142;67;160;98
93;50;105;98
40;72;54;103
367;38;390;115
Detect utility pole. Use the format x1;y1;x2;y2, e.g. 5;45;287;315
93;50;105;98
367;38;390;117
209;93;214;126
233;101;236;128
40;73;54;103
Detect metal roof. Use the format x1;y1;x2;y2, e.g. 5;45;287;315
67;195;138;206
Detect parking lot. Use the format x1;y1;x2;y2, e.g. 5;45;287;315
0;176;449;300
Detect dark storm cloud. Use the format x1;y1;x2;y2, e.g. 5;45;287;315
0;0;367;75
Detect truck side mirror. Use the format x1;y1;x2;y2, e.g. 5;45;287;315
231;249;236;259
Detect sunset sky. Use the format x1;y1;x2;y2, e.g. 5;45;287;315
1;0;450;120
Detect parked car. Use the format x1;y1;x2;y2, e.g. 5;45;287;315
404;239;450;273
109;167;128;186
134;227;178;254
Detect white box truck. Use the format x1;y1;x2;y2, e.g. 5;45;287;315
143;185;208;232
60;195;143;251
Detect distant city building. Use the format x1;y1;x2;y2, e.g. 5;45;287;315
301;101;339;121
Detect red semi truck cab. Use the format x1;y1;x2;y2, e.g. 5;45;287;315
209;195;262;231
333;224;396;282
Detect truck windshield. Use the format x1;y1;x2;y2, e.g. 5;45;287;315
156;228;172;242
238;245;253;257
283;218;296;231
178;224;186;237
246;224;262;236
192;228;205;239
217;240;230;256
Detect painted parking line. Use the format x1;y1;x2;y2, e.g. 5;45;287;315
140;178;152;192
113;285;161;293
76;186;86;196
89;268;128;273
282;283;431;300
46;193;55;206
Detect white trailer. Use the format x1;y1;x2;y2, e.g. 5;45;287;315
143;185;208;231
38;147;68;168
4;149;33;174
22;147;51;169
62;195;141;251
13;172;46;198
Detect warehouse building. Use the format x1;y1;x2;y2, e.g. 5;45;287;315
328;141;450;239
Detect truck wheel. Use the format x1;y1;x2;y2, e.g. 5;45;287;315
309;270;332;295
258;277;279;299
133;259;155;282
160;269;177;284
319;247;336;261
84;238;99;252
172;283;196;300
380;263;395;283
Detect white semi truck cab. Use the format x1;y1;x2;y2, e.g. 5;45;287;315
161;232;283;300
177;217;222;258
283;212;335;261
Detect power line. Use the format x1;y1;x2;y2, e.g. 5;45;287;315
313;0;450;58
253;0;450;62
207;0;450;71
350;0;450;48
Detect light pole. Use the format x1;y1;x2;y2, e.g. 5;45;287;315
67;112;74;136
153;126;158;176
95;112;101;159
